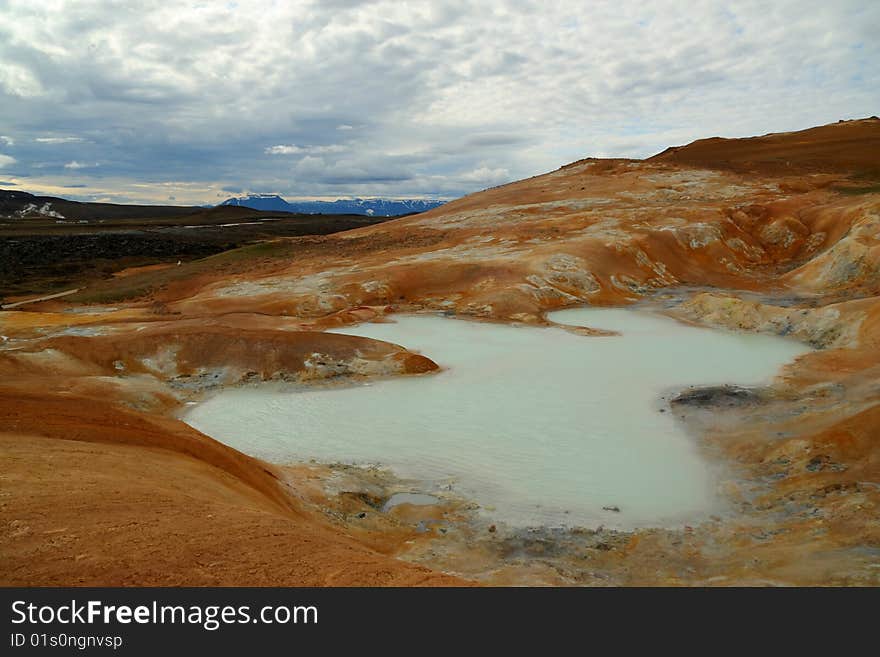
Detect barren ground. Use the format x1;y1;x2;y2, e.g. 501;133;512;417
2;118;879;585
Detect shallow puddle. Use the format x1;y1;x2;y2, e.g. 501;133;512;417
381;492;440;512
184;309;810;529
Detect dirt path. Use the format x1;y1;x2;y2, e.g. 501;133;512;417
1;287;80;309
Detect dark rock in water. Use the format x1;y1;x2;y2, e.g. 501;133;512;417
670;385;763;408
602;505;621;512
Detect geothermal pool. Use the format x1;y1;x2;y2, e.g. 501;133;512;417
184;309;810;529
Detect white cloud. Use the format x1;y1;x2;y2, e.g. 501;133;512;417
0;153;16;168
64;160;97;169
337;124;354;131
0;62;44;97
35;136;84;144
265;144;346;155
0;136;14;146
265;145;305;155
460;166;511;186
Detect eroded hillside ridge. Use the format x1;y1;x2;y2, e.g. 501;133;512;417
1;118;879;586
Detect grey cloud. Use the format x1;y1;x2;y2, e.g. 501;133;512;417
0;0;876;204
464;133;530;148
293;155;415;185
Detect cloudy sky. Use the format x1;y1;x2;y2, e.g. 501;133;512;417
0;0;877;205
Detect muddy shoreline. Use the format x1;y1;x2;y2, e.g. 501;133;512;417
171;296;870;585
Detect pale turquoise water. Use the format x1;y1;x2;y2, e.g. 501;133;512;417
184;309;810;529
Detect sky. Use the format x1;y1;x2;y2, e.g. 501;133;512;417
0;0;878;205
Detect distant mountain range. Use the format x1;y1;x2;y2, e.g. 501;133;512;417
219;194;445;216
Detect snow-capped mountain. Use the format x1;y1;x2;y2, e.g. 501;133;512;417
219;194;444;216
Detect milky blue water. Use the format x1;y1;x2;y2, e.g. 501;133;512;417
184;309;809;529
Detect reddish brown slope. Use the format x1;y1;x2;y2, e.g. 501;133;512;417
650;117;880;175
1;435;464;586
